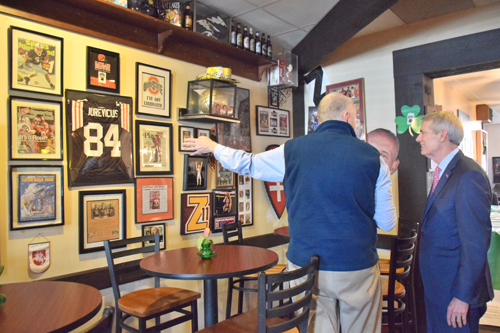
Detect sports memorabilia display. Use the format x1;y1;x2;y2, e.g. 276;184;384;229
66;90;133;187
87;47;120;93
136;62;171;118
180;192;212;235
263;144;286;218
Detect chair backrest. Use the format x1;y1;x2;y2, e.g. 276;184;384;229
387;228;418;302
222;220;243;245
103;234;160;305
257;256;319;333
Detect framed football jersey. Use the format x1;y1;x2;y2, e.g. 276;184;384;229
66;90;133;187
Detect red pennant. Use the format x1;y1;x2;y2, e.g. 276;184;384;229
264;145;286;218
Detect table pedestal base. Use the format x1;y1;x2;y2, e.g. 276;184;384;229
203;279;218;327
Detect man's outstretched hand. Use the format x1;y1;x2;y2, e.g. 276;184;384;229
182;137;218;155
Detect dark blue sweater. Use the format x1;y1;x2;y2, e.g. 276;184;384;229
284;120;380;271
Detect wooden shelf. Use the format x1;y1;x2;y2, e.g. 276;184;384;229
0;0;274;82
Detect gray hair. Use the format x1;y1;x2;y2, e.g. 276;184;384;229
367;128;400;157
317;93;354;124
421;111;464;146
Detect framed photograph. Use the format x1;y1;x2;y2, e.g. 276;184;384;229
237;174;253;226
183;155;208;191
9;26;63;96
213;215;236;233
136;62;171;118
79;190;127;254
180;193;212;235
216;160;235;188
326;78;367;141
66;90;133;187
213;189;237;216
179;126;195;152
9;97;63;160
136;177;174;223
306;106;319;134
9;165;64;230
196;128;211;138
256;106;290;137
87;46;120;93
136;120;173;176
142;223;166;250
494;157;500;184
217;88;252;151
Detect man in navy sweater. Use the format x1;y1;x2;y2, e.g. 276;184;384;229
183;92;396;332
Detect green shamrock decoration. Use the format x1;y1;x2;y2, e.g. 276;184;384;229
395;105;424;136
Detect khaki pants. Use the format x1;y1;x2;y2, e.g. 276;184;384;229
288;261;382;333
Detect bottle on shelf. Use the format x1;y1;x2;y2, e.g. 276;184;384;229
267;35;272;59
249;27;255;53
183;2;193;31
255;30;261;55
230;21;236;46
243;25;249;51
261;33;267;58
236;23;243;49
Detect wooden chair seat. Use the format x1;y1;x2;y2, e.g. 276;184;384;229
379;259;404;275
118;287;201;318
245;263;287;278
381;275;405;298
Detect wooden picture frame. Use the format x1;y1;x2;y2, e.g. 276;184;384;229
87;46;120;93
136;62;171;118
326;78;367;141
237;174;254;226
217;87;252;151
180;192;212;235
213;189;237;217
216;160;235;188
135;120;173;176
9;26;64;96
9;97;63;160
178;126;195;152
256;106;290;137
66;90;134;187
183;155;208;191
10;165;64;230
79;189;127;254
135;177;174;223
493;157;500;184
142;223;166;250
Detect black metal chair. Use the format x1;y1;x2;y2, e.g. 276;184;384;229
104;234;200;333
222;220;288;319
197;255;319;333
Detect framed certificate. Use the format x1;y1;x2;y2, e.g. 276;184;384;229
135;177;174;223
135;120;173;176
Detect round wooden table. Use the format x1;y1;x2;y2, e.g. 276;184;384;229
140;244;278;328
274;226;289;239
0;281;102;333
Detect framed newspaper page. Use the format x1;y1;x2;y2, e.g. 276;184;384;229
66;89;133;187
9;26;63;96
9;165;64;230
135;120;173;176
9;97;62;160
79;189;127;254
87;46;120;93
136;62;171;118
135;177;174;223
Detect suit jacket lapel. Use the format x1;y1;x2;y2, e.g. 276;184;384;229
423;151;463;218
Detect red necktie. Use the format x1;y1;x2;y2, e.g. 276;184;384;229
430;166;441;195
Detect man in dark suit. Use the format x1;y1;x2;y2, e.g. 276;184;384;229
416;111;493;332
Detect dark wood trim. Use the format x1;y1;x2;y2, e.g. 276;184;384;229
293;0;399;75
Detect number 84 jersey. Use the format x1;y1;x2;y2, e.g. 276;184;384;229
66;90;133;187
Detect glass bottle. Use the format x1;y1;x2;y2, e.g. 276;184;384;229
249;27;255;53
230;21;236;46
267;35;272;59
243;26;249;51
255;30;261;55
183;3;193;31
261;33;267;58
236;23;243;49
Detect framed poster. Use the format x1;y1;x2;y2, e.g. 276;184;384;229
217;88;252;151
135;177;174;223
180;192;212;235
237;174;254;226
326;78;367;141
216;160;235;188
256;106;290;137
213;215;236;233
135;120;173;176
494;157;500;184
9;26;63;96
66;90;133;187
136;62;171;118
9;165;64;230
142;223;166;250
183;155;208;191
9;97;63;160
306;106;319;134
213;189;237;216
179;126;195;152
79;190;126;254
87;46;120;93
